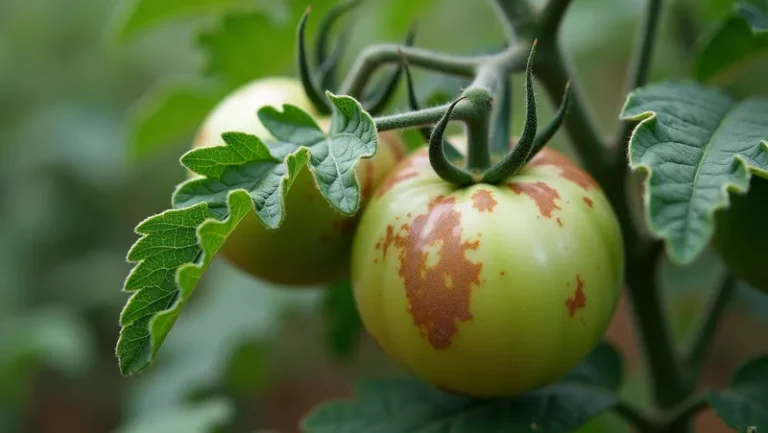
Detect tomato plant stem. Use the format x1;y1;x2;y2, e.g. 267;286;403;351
613;0;664;168
614;401;657;432
683;273;736;382
539;0;573;36
339;45;483;98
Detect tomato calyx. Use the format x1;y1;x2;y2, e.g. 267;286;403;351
404;40;573;189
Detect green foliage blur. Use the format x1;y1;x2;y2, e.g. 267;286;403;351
1;0;767;432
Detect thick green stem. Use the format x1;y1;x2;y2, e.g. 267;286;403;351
465;116;492;171
683;273;736;382
613;0;664;167
339;45;482;98
534;43;608;183
623;241;688;409
657;394;709;431
539;0;573;36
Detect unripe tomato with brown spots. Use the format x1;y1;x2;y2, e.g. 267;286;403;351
192;77;406;286
712;175;768;292
351;144;624;396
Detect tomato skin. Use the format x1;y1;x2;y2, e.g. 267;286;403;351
712;176;768;292
351;146;624;396
193;77;405;286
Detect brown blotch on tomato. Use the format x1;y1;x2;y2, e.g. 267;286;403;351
583;196;594;208
566;275;587;317
500;271;506;276
378;195;483;349
556;217;563;227
509;181;562;218
529;148;598;190
471;189;498;212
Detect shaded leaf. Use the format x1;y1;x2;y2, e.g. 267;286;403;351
302;343;622;433
620;81;768;264
694;1;768;84
708;355;768;431
118;95;376;375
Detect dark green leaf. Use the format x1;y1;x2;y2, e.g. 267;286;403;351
127;80;225;161
620;81;768;264
322;280;362;360
564;342;624;392
116;192;253;375
694;1;768;83
708;355;768;431
302;343;621;433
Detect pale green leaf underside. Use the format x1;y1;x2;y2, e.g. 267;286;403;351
117;94;377;375
708;356;768;431
117;191;252;375
621;81;768;264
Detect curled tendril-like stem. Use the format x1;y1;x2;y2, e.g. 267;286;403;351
428;97;476;186
363;22;418;114
400;50;463;161
524;81;572;165
315;0;362;91
298;7;332;115
481;40;538;184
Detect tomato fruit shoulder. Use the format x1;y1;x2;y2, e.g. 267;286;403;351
351;146;624;396
193;77;406;286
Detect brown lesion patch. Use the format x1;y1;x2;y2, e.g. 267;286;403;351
583;196;594;208
566;274;587;317
529;148;598;190
471;189;498;212
376;195;483;349
380;131;407;161
556;217;563;227
375;150;429;198
508;181;562;218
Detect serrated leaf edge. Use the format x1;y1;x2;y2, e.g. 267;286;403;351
619;87;768;264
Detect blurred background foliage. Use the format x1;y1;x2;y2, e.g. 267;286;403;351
1;0;767;432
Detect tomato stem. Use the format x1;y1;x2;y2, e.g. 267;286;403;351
428;97;477;186
682;273;736;382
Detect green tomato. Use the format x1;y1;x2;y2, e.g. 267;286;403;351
712;175;768;292
193;77;406;286
351;146;624;397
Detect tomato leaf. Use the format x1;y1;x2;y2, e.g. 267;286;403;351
694;1;768;84
322;280;362;360
116;192;253;375
109;0;263;43
620;81;768;264
708;355;768;431
117;95;375;375
258;92;378;215
301;342;622;433
127;79;226;161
